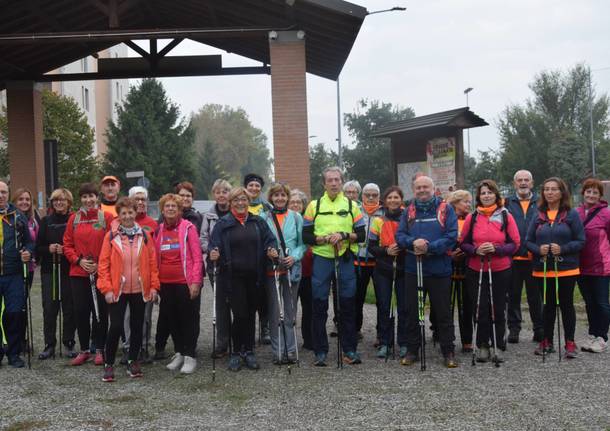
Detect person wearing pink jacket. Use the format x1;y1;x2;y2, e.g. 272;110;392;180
460;180;520;363
154;193;204;375
576;178;610;354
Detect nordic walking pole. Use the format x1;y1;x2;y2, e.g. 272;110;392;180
89;272;100;323
472;257;484;367
386;257;397;362
333;245;343;369
554;255;562;363
54;252;63;358
284;247;299;368
487;256;500;368
211;259;217;382
23;259;32;369
274;255;291;374
542;255;548;363
416;255;426;371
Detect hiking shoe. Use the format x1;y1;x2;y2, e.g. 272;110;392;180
533;329;544;343
507;329;520;344
38;345;55;360
180;356;197;374
343;351;362;365
590;337;608;353
476;346;490;363
444;352;458;368
70;351;91;366
127;361;143;378
400;351;418;366
581;334;596;352
153;349;167;360
565;341;578;359
244;352;260;370
8;355;25;368
64;343;78;359
534;339;555;355
94;350;104;366
462;343;473;353
492;349;505;364
102;365;115;382
314;352;327;367
376;345;389;359
398;346;408;358
166;353;184;371
228;354;242;371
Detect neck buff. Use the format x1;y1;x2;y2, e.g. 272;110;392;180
271;206;287;214
414;198;435;213
231;208;247;225
477;204;498;217
363;202;380;215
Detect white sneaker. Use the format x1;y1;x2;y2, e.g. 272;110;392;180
180;356;197;374
166;353;184;371
581;334;596;352
590;337;608;353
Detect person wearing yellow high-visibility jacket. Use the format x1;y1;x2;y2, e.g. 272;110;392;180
303;167;366;367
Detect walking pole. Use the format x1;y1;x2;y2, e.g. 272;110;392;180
487;256;500;368
284;247;299;368
274;254;291;374
542;256;548;363
54;252;63;357
333;246;343;369
23;260;32;369
554;255;562;363
416;255;426;371
211;260;217;382
471;257;484;367
386;257;397;362
89;273;100;323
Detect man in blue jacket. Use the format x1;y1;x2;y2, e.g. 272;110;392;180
0;181;34;368
505;170;543;343
396;176;458;368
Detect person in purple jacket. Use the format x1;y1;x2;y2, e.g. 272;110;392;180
576;178;610;354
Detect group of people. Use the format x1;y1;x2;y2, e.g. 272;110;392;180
0;166;608;381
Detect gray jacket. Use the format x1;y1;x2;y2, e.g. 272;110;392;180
199;204;229;253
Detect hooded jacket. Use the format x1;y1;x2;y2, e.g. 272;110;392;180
0;203;34;276
576;201;610;276
154;218;204;286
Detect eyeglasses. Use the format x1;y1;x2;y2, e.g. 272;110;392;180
363;193;379;199
53;198;67;202
231;197;249;203
133;198;146;202
543;188;560;192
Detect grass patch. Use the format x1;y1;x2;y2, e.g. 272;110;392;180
3;420;49;431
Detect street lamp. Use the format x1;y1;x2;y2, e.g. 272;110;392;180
464;87;473;155
336;6;406;168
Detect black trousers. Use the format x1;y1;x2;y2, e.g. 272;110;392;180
508;260;543;333
159;284;198;357
354;265;374;333
71;276;107;352
214;275;232;352
452;277;474;346
105;293;145;365
228;273;259;353
538;275;577;343
405;273;455;355
467;268;510;348
298;276;313;349
41;269;76;348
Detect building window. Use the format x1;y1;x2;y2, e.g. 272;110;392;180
82;87;89;111
82;57;88;73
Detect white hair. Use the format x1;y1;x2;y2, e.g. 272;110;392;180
513;170;533;181
128;186;148;199
343;180;362;193
362;183;380;194
413;175;435;189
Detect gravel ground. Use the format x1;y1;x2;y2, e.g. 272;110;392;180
1;279;610;431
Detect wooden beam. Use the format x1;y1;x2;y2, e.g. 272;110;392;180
108;0;119;28
157;38;183;58
124;40;150;59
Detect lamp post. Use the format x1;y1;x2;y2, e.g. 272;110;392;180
464;87;473;155
335;5;406;169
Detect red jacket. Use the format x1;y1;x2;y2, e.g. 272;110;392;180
63;208;114;277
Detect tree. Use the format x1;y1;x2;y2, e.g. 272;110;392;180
497;64;610;189
190;104;272;191
104;78;196;199
0;91;99;194
197;138;227;199
343;99;415;191
464;151;501;190
309;143;338;198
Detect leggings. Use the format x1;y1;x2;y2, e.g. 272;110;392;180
539;275;577;343
105;293;145;365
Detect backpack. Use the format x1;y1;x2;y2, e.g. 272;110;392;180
312;196;354;223
463;209;512;245
73;209;106;230
406;200;448;228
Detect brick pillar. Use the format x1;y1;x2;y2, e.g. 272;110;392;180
6;81;46;204
269;31;310;196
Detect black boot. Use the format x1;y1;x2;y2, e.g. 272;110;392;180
64;341;78;359
38;345;55;360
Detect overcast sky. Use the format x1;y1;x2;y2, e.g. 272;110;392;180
130;0;610;161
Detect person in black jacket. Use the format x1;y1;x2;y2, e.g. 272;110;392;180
505;170;544;343
209;187;277;372
36;188;77;359
175;181;203;233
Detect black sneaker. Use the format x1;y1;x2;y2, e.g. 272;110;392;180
244;352;260;370
64;342;78;359
38;345;55;360
102;365;115;382
507;330;520;344
533;329;544;343
228;354;242;372
8;355;25;368
127;361;143;378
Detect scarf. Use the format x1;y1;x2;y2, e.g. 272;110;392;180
477;204;498;217
414;198;435;214
363;202;381;215
271;206;287;214
231;209;248;226
385;207;402;221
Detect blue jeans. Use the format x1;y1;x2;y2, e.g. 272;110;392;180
374;269;407;346
579;275;610;341
0;273;25;357
312;253;357;355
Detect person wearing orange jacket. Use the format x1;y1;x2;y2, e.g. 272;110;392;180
63;182;114;366
97;197;159;382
